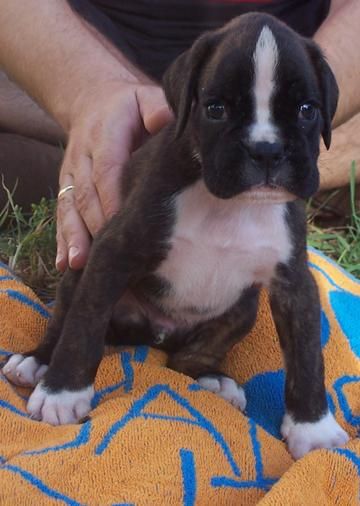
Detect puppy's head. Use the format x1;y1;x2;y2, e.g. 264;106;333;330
163;13;338;201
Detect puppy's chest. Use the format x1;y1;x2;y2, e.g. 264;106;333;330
154;182;292;322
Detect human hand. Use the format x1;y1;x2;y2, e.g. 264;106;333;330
55;80;172;271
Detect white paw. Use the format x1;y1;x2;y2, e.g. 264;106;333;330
27;383;94;425
281;411;350;460
197;375;247;411
2;354;48;387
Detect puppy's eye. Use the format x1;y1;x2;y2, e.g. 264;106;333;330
206;101;227;121
298;103;317;121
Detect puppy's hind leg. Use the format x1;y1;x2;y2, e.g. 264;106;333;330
168;287;259;412
2;269;82;387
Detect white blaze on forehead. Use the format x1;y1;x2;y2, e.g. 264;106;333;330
250;25;279;143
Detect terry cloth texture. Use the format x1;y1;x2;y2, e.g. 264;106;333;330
0;248;359;505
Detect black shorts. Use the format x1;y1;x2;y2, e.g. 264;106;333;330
68;0;331;81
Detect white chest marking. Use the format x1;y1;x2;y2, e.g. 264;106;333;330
249;25;279;143
156;181;292;324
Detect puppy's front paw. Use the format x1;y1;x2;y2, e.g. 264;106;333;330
281;411;350;460
197;374;246;411
27;382;94;425
2;354;48;387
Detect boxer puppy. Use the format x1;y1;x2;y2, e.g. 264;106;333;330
3;13;349;459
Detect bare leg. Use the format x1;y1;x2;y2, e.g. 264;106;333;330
0;133;62;209
0;70;64;207
319;112;360;190
313;112;360;224
0;70;64;144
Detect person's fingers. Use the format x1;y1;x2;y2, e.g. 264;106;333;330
56;173;91;270
136;86;173;135
55;227;68;272
92;86;171;221
92;154;125;220
55;83;171;273
91;119;134;219
71;153;106;235
147;104;174;134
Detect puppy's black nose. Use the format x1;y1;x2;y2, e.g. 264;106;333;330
248;141;284;167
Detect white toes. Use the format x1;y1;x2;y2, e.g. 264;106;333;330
197;375;247;411
217;377;247;411
2;354;47;387
74;399;92;421
281;411;350;460
197;376;221;393
280;413;292;439
2;354;24;383
27;383;94;425
27;383;48;420
34;365;49;382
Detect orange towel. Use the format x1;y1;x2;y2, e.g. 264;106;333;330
0;248;358;505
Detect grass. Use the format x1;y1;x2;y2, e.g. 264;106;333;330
0;178;60;302
307;162;360;277
0;164;359;303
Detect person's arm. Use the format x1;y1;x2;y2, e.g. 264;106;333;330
0;0;136;130
315;0;360;128
0;0;171;270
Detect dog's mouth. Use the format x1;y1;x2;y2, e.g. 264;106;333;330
237;185;297;204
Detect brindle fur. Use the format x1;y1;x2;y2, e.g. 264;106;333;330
19;13;338;425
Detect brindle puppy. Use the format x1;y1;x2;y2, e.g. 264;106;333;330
3;13;349;459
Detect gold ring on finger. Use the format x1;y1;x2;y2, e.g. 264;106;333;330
58;185;75;199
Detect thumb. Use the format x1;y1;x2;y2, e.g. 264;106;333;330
137;85;174;135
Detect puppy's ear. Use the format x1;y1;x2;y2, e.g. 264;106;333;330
305;40;339;149
163;32;218;137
